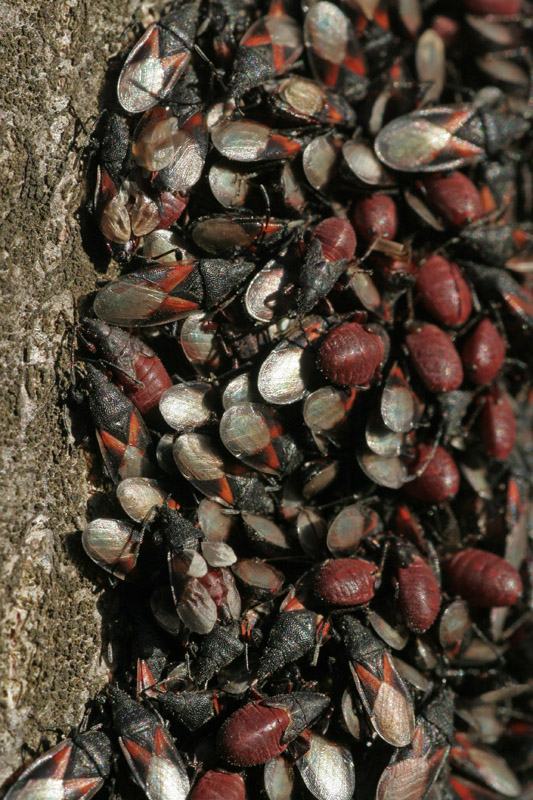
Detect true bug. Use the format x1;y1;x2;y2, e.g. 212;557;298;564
415;255;472;327
4;730;112;800
338;615;415;747
351;194;398;242
254;608;321;684
107;685;190;800
84;364;154;482
405;323;464;393
81;319;172;419
93;259;255;328
297;217;356;314
313;557;378;607
442;548;523;607
479;385;516;460
216;691;330;766
117;0;201;114
393;539;441;633
189;770;246;800
404;443;461;504
317;322;384;387
461;318;506;385
375;104;529;172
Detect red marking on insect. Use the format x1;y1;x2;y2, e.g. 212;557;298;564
461;318;505;385
442;548;522;607
404;443;460;504
314;558;378;606
405;323;463;393
415;255;472;327
311;217;357;264
318;322;384;387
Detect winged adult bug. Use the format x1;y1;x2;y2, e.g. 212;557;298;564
81;319;172;419
244;263;293;322
93;259;255;328
338;615;416;747
116;478;166;523
303;385;357;447
479;385;516;460
267;76;356;128
313;557;378;607
318;321;385;387
227;0;304;98
342;139;393;188
380;362;416;433
450;733;521;797
351;194;398;243
172;565;242;633
220;402;301;476
459;224;533;271
107;685;190;800
189;770;246;800
85;364;154;482
404;443;461;504
191;216;292;255
297;217;357;313
302;133;343;191
393;539;441;633
376;688;454;800
304;1;368;100
153;689;224;731
374;104;529;172
415;256;472;328
4;729;113;800
117;0;201;114
405;323;464;393
216;691;330;766
231;558;285;603
326;502;382;557
461;318;506;385
295;730;356;800
173;432;275;513
464;262;533;331
191;621;245;683
255;608;321;683
159;381;218;433
211;119;301;163
442;548;522;607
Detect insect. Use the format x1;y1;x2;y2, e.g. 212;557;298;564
317;322;384;387
216;691;330;766
405;323;464;393
442;548;523;607
4;730;112;800
415;255;472;327
375;104;529;172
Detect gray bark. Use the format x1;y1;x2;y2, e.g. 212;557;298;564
0;0;154;780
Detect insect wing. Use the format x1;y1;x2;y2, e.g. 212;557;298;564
375;106;485;172
350;650;415;747
93;261;200;327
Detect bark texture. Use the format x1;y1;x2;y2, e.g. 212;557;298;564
0;0;155;781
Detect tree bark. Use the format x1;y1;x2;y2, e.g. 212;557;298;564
0;0;151;780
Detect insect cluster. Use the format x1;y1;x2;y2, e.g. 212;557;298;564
7;0;533;798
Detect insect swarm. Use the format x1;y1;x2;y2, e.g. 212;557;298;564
8;0;533;798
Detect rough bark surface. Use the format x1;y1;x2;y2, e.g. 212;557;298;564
0;0;157;782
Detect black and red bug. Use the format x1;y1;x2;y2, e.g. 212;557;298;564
227;0;304;98
85;364;154;482
254;607;322;684
107;685;190;800
450;732;521;797
375;104;529;172
267;75;356;128
216;691;329;766
93;258;255;328
117;0;201;114
376;688;454;800
338;615;415;747
153;688;225;731
81;319;172;420
191;620;245;683
4;729;112;800
211;119;301;163
173;431;275;514
82;517;143;580
465;262;533;331
393;539;441;633
304;1;368;100
219;402;301;476
298;217;357;313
